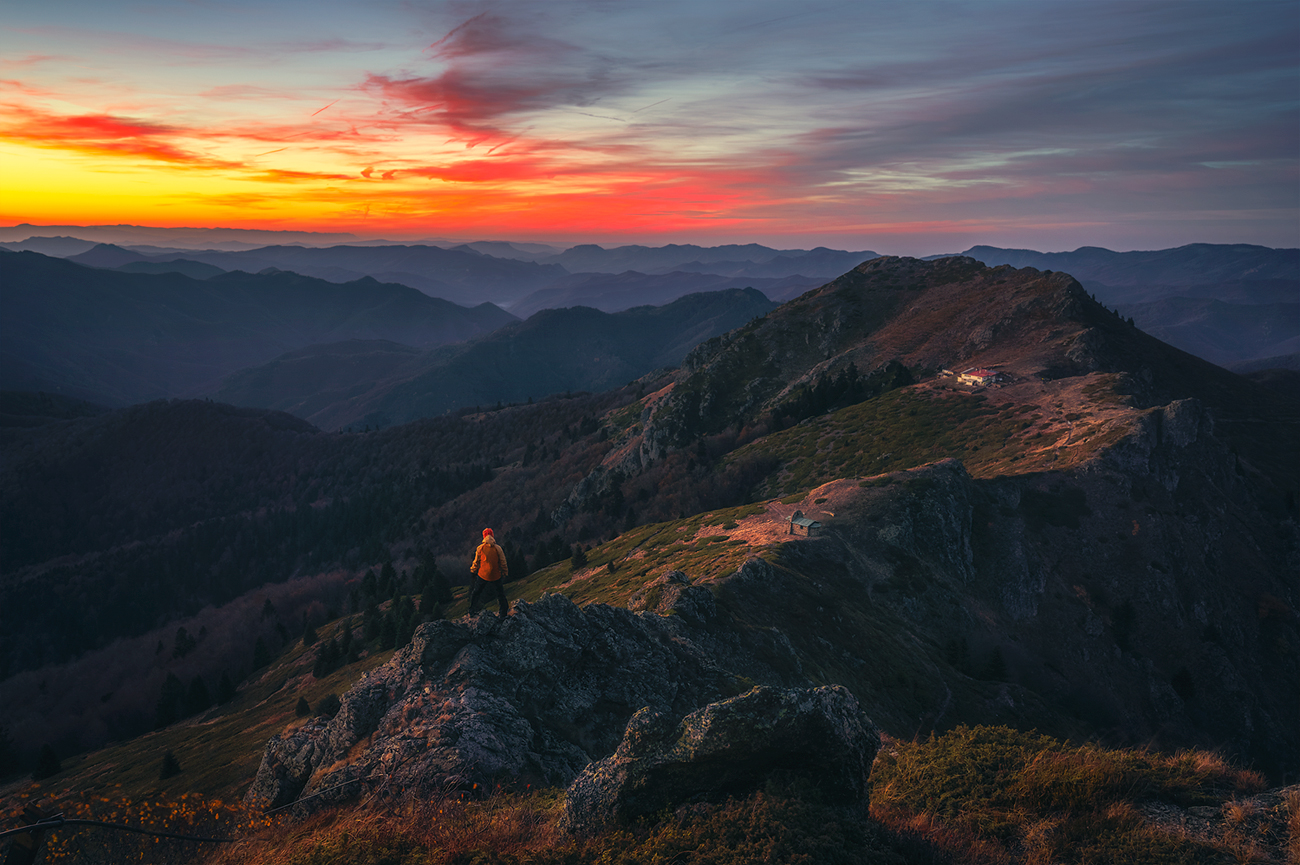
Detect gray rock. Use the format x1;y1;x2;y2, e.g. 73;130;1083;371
244;593;739;812
559;685;880;835
244;717;331;811
627;570;717;623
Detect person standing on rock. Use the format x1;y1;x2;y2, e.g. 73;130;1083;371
469;528;510;618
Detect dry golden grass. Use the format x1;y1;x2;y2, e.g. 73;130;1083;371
208;785;560;865
869;725;1269;865
1286;788;1300;865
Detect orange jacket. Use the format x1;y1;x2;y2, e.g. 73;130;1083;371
471;541;507;581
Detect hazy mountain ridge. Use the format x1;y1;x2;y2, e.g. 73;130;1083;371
508;269;819;318
66;243;568;308
278;287;779;430
0;250;516;405
949;243;1299;286
945;244;1300;366
10;226;1295;370
1116;296;1300;368
537;243;879;278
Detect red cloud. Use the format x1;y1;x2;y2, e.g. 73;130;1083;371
0;103;237;167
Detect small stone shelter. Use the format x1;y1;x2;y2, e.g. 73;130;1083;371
788;510;821;536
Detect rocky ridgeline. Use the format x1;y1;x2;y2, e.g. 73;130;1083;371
246;592;748;813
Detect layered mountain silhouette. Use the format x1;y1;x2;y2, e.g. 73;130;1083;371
536;242;877;278
947;243;1298;289
0;250;515;405
217;288;778;430
11;224;1294;370
946;244;1300;366
508;270;821;318
64;243;568;308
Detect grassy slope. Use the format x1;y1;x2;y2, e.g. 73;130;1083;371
0;619;397;806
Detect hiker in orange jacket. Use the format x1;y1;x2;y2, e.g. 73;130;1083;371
468;528;510;618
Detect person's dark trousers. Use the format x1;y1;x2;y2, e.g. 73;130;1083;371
468;577;509;616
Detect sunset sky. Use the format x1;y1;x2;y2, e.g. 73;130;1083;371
2;0;1296;255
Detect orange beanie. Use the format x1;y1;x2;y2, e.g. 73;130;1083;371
482;528;494;538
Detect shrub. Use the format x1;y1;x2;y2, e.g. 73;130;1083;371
316;694;342;717
32;743;60;780
159;750;182;780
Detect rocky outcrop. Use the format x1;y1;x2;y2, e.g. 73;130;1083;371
559;685;880;835
245;593;741;812
626;570;717;624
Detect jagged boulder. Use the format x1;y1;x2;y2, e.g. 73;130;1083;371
626;570;717;623
244;593;740;813
245;717;331;811
559;685;880;835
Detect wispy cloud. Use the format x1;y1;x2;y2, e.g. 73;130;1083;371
0;103;236;167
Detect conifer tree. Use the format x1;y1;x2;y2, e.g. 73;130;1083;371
172;626;197;659
380;613;397;650
430;565;453;604
363;600;380;641
186;675;211;715
32;744;60;780
155;672;185;728
0;724;16;778
159;750;182;779
216;671;237;704
302;621;318;647
504;543;526;582
295;697;311;717
253;636;271;669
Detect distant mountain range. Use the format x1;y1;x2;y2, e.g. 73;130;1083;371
940;243;1298;291
62;243;570;308
944;244;1300;368
0;250;515;405
509;270;823;318
3;229;1297;418
217;288;778;430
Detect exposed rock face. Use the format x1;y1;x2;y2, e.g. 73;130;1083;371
245;593;738;812
246;717;332;810
627;570;717;624
559;685;880;836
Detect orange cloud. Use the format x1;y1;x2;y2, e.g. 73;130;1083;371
0;103;237;167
